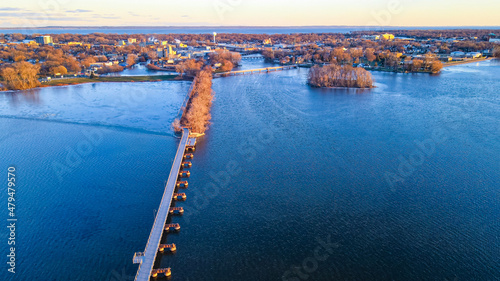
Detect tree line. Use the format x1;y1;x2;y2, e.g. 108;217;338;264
308;64;374;88
1;62;40;90
173;67;214;134
263;46;444;73
208;50;241;71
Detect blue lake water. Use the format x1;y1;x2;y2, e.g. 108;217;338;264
1;59;499;281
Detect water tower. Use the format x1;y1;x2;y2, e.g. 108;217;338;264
213;32;217;44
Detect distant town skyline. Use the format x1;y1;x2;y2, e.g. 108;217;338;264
1;0;499;28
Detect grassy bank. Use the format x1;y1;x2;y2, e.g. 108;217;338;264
42;75;181;87
443;57;492;67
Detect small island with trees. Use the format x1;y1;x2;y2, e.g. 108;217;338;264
308;64;374;88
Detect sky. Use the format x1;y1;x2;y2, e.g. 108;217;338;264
0;0;499;27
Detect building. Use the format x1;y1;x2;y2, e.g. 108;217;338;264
465;52;482;58
165;45;176;57
35;35;53;45
450;51;465;58
438;55;453;62
489;38;500;44
381;33;395;41
127;38;137;44
22;39;36;45
362;35;380;41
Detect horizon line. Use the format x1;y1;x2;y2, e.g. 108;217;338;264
1;25;500;29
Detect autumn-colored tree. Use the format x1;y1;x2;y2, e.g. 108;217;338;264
126;54;138;67
82;57;96;68
209;49;241;67
333;47;347;64
96;65;124;74
147;50;158;60
177;66;214;133
493;46;500;58
412;59;423;72
423;53;436;70
1;62;40;90
219;60;234;72
308;64;373;88
364;48;376;62
95;55;108;62
63;56;81;73
386;53;400;71
262;48;275;61
350;48;363;64
175;59;203;77
50;65;68;76
430;60;444;73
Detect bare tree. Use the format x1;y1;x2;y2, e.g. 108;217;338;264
308;64;373;88
1;62;40;90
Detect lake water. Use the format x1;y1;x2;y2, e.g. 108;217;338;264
1;59;499;281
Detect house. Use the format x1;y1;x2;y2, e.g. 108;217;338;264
489;38;500;44
450;51;465;57
362;35;380;41
127;38;137;44
438;55;453;62
22;39;37;46
465;52;481;58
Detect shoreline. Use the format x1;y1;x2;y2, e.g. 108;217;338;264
443;57;493;67
0;75;188;91
42;74;182;86
2;57;495;91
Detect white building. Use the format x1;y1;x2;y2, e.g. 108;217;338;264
465;52;482;58
35;35;53;45
362;35;380;41
450;51;465;57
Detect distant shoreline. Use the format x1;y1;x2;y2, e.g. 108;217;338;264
443;57;493;67
1;25;499;30
0;75;185;91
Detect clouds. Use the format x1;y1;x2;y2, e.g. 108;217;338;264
0;6;121;25
2;1;498;27
0;7;23;11
66;9;93;13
